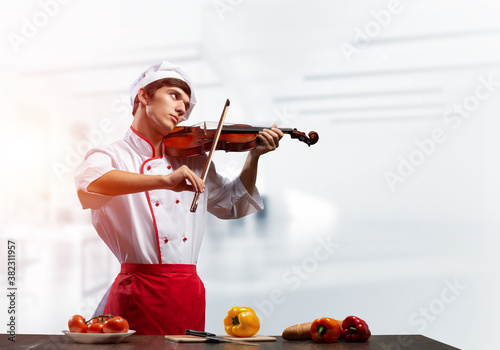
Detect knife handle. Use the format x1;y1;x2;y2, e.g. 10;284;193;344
185;329;216;337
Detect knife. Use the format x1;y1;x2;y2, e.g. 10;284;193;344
185;329;260;346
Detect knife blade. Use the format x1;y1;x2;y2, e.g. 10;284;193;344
185;329;260;346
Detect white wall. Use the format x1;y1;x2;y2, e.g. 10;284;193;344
1;1;499;349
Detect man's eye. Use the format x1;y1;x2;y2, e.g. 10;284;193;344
170;93;178;100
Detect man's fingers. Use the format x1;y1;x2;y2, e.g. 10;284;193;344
270;124;284;139
185;171;205;193
259;129;279;149
165;165;205;193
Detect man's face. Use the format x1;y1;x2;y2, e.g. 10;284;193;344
144;85;190;136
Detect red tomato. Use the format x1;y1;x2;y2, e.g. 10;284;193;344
87;322;104;333
68;315;87;333
103;316;130;333
88;315;111;323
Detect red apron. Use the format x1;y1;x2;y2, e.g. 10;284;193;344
104;263;205;335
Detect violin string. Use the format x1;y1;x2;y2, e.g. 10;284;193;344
221;126;294;133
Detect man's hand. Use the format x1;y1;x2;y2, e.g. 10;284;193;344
251;124;284;157
163;165;205;193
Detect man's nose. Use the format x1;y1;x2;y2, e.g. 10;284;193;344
176;101;186;115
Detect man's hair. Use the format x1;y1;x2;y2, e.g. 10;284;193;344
132;78;191;115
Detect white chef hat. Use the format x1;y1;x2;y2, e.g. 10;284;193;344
130;61;196;121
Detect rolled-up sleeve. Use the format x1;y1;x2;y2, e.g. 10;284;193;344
206;163;264;219
74;151;116;209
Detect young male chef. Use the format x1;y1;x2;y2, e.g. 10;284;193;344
74;61;283;335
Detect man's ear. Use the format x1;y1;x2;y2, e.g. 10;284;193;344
137;88;148;105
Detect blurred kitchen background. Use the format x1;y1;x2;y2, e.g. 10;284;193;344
1;1;499;349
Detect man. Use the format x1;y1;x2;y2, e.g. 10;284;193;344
74;61;283;335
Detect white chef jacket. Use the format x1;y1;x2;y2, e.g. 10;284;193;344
74;127;264;265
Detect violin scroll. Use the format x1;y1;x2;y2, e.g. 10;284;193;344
289;129;319;147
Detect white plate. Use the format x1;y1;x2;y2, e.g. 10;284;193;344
62;330;136;344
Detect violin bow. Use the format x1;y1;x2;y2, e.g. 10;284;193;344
190;99;231;213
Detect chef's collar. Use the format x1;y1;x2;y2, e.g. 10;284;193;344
126;127;161;158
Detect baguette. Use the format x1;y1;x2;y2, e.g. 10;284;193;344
282;322;312;340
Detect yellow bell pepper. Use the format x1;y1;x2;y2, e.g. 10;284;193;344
224;306;260;337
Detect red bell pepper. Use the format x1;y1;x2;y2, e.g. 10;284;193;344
341;316;371;342
310;317;341;343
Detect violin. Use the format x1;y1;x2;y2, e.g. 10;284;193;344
167;99;319;212
163;123;319;158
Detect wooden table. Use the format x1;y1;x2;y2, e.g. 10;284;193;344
1;334;460;349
